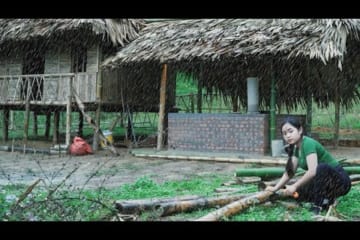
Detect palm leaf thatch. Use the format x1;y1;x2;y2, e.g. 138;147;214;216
0;19;145;52
103;19;360;111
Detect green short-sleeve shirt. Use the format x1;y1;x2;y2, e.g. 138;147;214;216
294;136;339;170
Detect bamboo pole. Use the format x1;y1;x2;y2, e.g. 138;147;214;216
33;112;38;136
65;76;73;146
53;110;59;144
195;189;290;221
334;77;340;149
195;190;272;221
270;63;276;147
157;63;167;150
3;108;9;141
45;112;51;139
93;45;103;151
236;166;360;178
305;60;312;137
72;88;118;155
132;152;286;165
24;79;30;143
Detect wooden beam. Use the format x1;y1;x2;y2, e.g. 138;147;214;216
65;76;73;146
157;63;167;150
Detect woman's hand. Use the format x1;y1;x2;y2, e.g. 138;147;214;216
265;186;277;193
284;184;297;196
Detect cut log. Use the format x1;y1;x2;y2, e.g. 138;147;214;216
214;187;241;193
341;159;360;165
115;193;253;216
350;174;360;181
115;195;201;214
159;193;253;217
195;190;289;221
237;176;262;184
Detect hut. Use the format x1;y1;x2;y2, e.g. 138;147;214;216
0;19;145;146
103;19;360;155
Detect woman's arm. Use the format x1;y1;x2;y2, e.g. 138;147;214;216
266;156;298;192
285;153;317;195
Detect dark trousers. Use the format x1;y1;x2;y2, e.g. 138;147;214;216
296;163;351;206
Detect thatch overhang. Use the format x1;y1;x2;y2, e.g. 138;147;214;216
102;19;360;111
0;19;145;53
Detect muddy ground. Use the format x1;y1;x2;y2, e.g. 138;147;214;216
0;145;360;190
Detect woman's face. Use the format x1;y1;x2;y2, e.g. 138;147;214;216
281;123;303;145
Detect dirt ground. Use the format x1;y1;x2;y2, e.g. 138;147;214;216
0;145;360;190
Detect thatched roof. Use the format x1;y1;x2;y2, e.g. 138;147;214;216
103;19;360;69
0;19;145;48
102;19;360;111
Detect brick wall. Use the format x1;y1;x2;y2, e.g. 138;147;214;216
168;113;269;155
168;113;306;155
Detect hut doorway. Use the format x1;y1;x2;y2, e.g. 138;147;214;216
71;46;87;73
21;50;45;101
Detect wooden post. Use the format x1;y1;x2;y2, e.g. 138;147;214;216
53;110;59;144
197;77;202;113
93;45;102;151
305;60;312;137
24;79;31;143
45;111;51;139
157;63;167;150
33;112;38;136
190;93;195;113
3;108;9;141
270;69;276;144
78;111;83;137
334;78;340;149
65;76;73;146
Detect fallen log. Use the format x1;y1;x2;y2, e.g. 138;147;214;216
115;193;253;216
195;190;289;221
115;195;201;214
159;193;253;217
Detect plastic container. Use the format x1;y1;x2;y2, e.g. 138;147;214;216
100;130;113;148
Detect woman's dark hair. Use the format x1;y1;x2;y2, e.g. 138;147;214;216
280;117;304;178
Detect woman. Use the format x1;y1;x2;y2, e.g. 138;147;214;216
265;117;351;214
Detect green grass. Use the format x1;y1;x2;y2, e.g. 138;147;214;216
2;176;359;221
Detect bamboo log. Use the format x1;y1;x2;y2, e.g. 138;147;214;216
160;193;253;217
115;193;253;216
115;195;201;214
342;159;360;165
132;153;287;165
195;190;289;221
236;166;360;179
350;174;360;181
195;191;272;221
